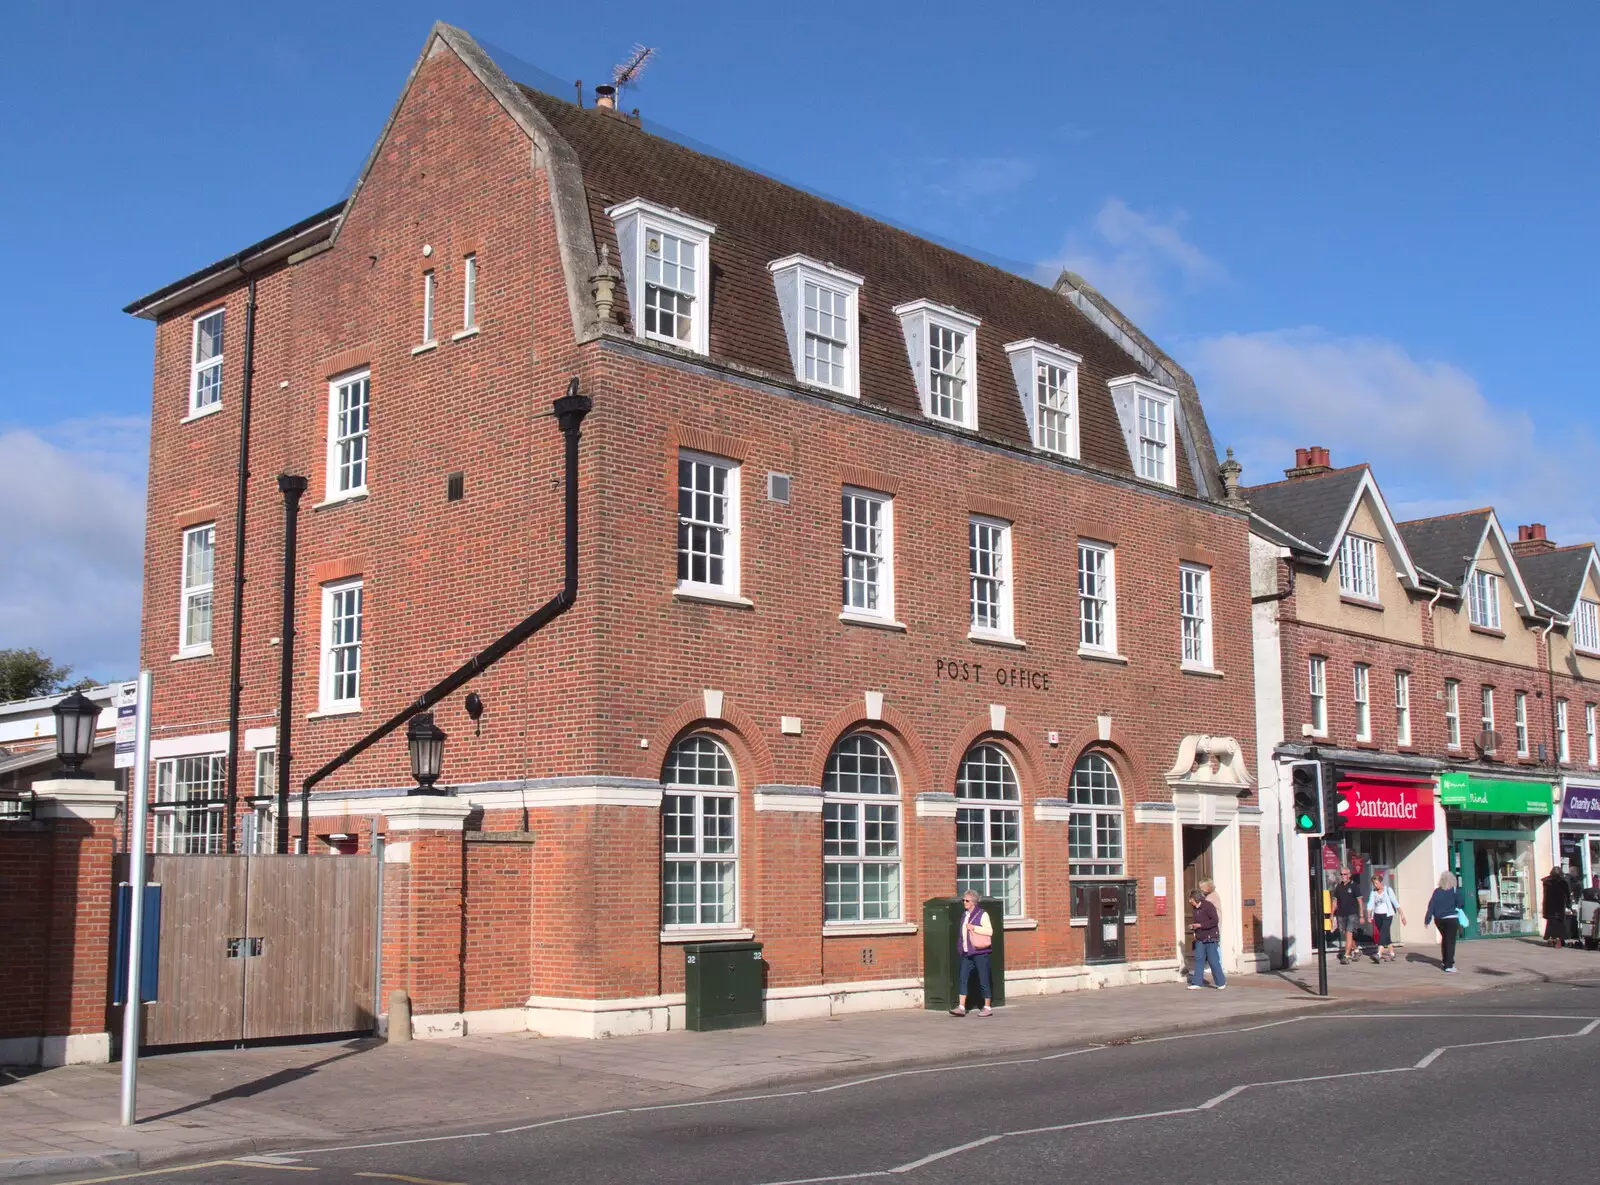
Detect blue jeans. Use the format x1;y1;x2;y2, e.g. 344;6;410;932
1191;939;1225;987
959;951;993;1004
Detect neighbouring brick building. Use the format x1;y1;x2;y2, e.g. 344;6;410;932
123;23;1266;1040
1248;448;1600;967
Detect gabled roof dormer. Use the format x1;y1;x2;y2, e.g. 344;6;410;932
1326;469;1424;596
606;198;717;356
1106;375;1182;488
1003;339;1082;460
893;299;981;431
1444;510;1537;625
768;255;863;399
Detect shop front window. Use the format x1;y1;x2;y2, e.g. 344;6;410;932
1471;838;1535;935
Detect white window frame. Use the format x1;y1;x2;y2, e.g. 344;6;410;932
1179;563;1213;669
1575;599;1600;654
969;516;1015;641
1587;703;1597;766
325;369;371;502
894;299;981;430
1353;663;1371;742
661;735;739;930
318;578;363;713
606;199;717;357
822;734;903;925
244;748;277;854
1395;670;1411;746
955;743;1024;919
189;308;225;416
1445;679;1461;749
1481;685;1496;739
677;451;741;599
153;753;228;854
1067;753;1125;877
768;255;863;398
1003;339;1082;459
421;269;436;346
1515;692;1530;756
1077;541;1117;654
1308;656;1327;736
1107;376;1181;489
1468;568;1502;630
1338;535;1381;602
462;253;478;331
1558;698;1570;763
179;523;216;656
840;487;894;623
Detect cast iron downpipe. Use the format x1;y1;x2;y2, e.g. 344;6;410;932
297;381;592;835
275;475;309;854
223;276;259;853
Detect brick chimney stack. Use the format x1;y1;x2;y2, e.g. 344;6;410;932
1283;445;1332;479
1511;523;1556;557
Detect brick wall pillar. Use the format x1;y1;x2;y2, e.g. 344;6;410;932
913;791;958;913
749;787;823;991
32;778;123;1066
378;796;472;1038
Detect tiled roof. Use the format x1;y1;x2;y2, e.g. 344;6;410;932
1241;466;1368;556
1396;511;1490;590
1516;546;1595;617
519;88;1206;495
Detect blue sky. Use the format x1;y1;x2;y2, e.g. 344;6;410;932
3;0;1597;679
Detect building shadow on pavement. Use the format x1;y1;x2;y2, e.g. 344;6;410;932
140;1038;379;1123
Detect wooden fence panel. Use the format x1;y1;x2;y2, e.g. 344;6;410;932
138;855;248;1047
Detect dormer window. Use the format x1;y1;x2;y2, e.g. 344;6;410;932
768;255;863;397
1003;340;1081;458
1107;376;1180;488
1468;568;1502;630
1575;598;1600;653
894;300;981;430
1338;536;1380;602
606;199;717;356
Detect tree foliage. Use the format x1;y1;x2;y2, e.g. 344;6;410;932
0;648;78;702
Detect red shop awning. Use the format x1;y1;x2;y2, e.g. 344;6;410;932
1336;776;1435;831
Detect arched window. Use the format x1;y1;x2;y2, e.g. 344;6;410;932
1068;753;1124;877
955;743;1023;917
662;735;738;928
822;734;902;923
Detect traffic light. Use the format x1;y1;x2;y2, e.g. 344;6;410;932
1290;760;1324;835
1325;776;1350;834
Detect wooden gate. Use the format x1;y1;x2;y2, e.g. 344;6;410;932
116;854;379;1048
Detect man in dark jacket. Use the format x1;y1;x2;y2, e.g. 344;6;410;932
1186;888;1226;990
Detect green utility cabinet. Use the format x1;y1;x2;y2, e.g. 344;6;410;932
922;897;1006;1010
684;940;765;1031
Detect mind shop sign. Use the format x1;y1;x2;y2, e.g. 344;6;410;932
1337;777;1435;830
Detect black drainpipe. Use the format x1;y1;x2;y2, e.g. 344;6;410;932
223;275;259;853
298;381;591;825
275;475;309;854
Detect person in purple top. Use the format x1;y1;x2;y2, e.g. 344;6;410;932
1187;888;1226;990
949;889;994;1017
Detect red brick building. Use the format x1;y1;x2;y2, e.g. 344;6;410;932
1248;448;1600;967
125;24;1263;1038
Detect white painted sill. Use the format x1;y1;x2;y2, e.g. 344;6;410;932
659;927;755;944
968;631;1026;650
313;490;368;511
307;705;362;721
1180;663;1224;679
180;403;225;425
822;922;918;938
170;646;214;662
839;612;907;632
674;587;754;609
1078;647;1129;664
410;341;438;356
1002;917;1039;931
452;326;480;342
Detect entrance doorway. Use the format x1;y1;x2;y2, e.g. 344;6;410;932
1183;825;1218;903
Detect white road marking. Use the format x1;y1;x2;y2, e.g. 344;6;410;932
278;1010;1600;1167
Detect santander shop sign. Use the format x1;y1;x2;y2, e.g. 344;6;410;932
1338;778;1435;831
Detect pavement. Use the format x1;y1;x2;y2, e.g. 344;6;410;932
1;936;1593;1182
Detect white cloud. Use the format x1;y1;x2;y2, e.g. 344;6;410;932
901;156;1039;207
0;415;147;683
1185;328;1600;545
1041;197;1224;323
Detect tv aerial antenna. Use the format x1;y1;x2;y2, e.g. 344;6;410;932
612;45;657;105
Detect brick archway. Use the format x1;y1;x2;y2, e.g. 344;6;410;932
644;695;777;787
943;709;1045;799
1055;722;1154;801
806;701;935;795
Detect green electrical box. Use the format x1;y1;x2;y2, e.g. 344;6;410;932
684;940;765;1031
922;897;1006;1010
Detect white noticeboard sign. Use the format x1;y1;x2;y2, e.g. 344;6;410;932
114;681;139;769
1153;876;1168;897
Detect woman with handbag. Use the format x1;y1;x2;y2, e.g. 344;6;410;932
949;889;994;1018
1424;871;1464;973
1366;870;1406;963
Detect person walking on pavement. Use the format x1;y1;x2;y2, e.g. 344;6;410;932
949;889;994;1018
1187;888;1226;990
1366;870;1406;963
1424;871;1464;973
1331;867;1364;964
1543;865;1573;947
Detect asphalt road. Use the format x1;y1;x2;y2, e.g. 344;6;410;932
50;979;1600;1185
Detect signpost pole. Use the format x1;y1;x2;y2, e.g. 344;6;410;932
119;670;153;1126
1311;835;1329;998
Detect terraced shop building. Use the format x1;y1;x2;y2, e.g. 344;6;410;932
125;23;1262;1038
